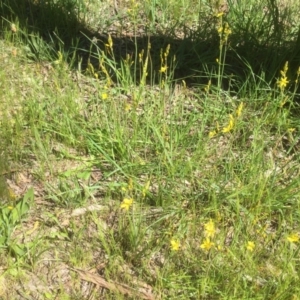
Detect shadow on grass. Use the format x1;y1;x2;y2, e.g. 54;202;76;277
0;0;300;90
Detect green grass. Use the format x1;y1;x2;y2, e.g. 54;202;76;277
1;0;300;299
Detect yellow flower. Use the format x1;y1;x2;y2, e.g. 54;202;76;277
216;12;224;18
209;130;218;138
246;241;255;252
222;114;234;133
218;22;231;42
277;61;289;90
223;23;232;38
204;219;216;238
287;233;299;243
209;121;220;138
217;26;223;35
200;238;214;251
235;102;244;118
120;198;133;210
101;93;108;100
159;66;167;73
170;239;180;251
277;76;289;90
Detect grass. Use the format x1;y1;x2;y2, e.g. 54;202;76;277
1;0;300;299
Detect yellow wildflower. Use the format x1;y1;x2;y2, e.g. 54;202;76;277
209;121;220;138
159;66;167;73
200;238;214;251
222;114;234;133
277;76;289;90
235;102;244;118
101;93;108;100
277;61;289;90
246;241;255;252
218;22;231;42
170;239;180;251
120;198;133;210
204;219;216;238
209;130;218;138
223;22;232;39
287;233;299;243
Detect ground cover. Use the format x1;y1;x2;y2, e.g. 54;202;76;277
1;0;300;299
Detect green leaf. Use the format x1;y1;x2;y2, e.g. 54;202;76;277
22;187;34;204
0;236;7;247
44;292;54;299
76;170;91;181
61;169;73;178
9;243;26;257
